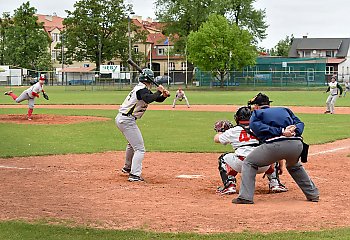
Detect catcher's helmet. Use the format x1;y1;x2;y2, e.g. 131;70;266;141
234;106;252;124
139;68;154;83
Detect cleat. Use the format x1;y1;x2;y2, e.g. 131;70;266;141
4;91;13;95
121;167;131;173
307;196;319;202
324;111;331;114
128;174;144;182
216;183;236;195
269;179;288;193
232;198;254;204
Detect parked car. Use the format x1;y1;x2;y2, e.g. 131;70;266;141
155;75;172;84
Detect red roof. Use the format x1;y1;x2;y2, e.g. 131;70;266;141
327;58;346;64
36;14;64;32
58;66;96;73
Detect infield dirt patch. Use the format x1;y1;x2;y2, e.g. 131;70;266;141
0;139;349;233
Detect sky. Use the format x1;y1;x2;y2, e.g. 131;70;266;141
1;0;350;49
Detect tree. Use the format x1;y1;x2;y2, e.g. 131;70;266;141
270;35;294;56
62;0;146;71
155;0;267;52
187;14;257;87
0;12;13;65
4;2;52;71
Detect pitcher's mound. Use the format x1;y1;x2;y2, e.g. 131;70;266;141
0;114;110;125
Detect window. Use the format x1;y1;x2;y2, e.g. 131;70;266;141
303;51;311;57
326;66;334;75
51;50;59;60
181;62;187;71
326;50;334;57
120;63;126;72
51;33;60;42
169;62;175;71
158;48;165;56
133;45;138;53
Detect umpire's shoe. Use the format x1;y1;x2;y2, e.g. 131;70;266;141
128;174;144;182
232;198;254;204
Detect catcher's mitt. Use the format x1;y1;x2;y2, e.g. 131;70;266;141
214;120;234;132
43;92;49;100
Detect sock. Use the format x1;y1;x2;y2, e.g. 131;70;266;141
9;92;18;101
28;108;33;118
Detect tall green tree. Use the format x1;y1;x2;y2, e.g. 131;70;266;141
155;0;267;52
4;2;52;70
0;12;13;65
270;34;294;56
62;0;146;71
187;14;257;87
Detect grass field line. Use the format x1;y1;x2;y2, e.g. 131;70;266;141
309;146;349;156
0;165;79;173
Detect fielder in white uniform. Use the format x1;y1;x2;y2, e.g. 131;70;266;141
172;88;190;108
343;80;350;97
116;69;170;182
325;76;343;114
214;106;287;194
4;76;47;120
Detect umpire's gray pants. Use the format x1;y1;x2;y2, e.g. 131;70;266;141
238;140;319;202
115;113;145;177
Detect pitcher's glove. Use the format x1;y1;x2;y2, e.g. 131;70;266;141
43;92;49;100
214;120;234;132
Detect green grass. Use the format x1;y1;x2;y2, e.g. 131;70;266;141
0;108;349;158
1;86;350;106
1;221;350;240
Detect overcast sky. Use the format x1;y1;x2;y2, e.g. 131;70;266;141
1;0;349;49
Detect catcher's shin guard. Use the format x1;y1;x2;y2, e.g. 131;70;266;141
218;153;237;187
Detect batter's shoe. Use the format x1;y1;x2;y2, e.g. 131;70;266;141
232;198;254;204
216;183;236;195
128;174;144;182
121;167;131;173
269;179;288;193
324;110;331;114
4;91;12;95
307;195;319;202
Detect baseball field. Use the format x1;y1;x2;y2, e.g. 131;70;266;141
1;86;350;239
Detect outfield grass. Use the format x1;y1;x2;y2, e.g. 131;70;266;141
1;86;350;106
1;221;350;240
0;108;349;157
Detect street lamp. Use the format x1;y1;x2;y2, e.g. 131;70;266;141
128;11;135;85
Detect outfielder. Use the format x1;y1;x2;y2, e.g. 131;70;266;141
213;106;287;195
4;75;49;120
233;93;319;204
116;68;170;182
172;87;190;108
343;80;349;97
324;76;342;114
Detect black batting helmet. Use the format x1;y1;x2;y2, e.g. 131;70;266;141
139;68;154;83
234;106;252;125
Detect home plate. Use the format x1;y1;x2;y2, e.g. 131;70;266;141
176;174;204;179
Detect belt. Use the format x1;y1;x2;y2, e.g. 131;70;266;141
238;156;245;161
121;113;136;120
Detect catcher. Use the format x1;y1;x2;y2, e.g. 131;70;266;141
4;75;49;120
213;106;287;194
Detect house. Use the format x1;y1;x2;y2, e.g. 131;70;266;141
288;36;350;82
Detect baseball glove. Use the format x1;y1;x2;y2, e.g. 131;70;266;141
214;120;234;132
43;92;49;100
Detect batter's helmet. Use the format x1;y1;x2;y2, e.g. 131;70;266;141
247;92;272;106
139;68;154;83
234;106;252;125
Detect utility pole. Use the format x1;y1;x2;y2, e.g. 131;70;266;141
61;33;64;85
128;12;135;85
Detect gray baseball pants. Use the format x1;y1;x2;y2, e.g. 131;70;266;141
16;91;35;109
326;95;338;113
115;113;145;177
238;140;319;202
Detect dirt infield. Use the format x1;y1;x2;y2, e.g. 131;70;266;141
0;114;110;124
1;105;350;233
0;139;350;233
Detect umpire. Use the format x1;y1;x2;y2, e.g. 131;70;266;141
233;93;319;204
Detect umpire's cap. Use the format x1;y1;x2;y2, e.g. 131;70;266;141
248;93;272;106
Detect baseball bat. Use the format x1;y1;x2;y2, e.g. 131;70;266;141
127;58;159;86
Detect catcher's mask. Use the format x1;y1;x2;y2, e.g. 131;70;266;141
234;106;252;125
247;92;272;107
139;68;154;83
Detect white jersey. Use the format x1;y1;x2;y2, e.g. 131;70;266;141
328;81;340;95
175;90;186;99
25;82;43;98
218;125;259;157
119;82;149;119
